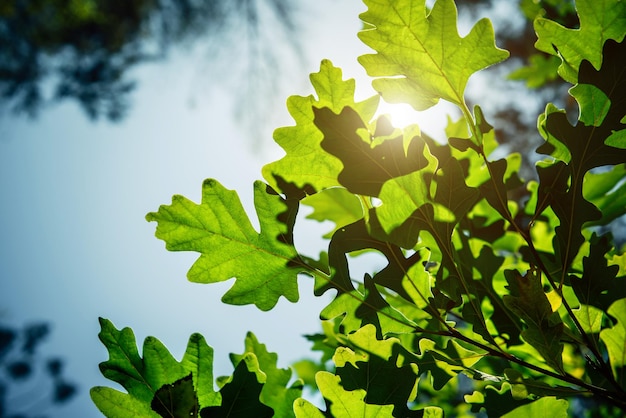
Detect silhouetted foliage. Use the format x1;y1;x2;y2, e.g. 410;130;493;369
0;0;300;122
0;321;76;418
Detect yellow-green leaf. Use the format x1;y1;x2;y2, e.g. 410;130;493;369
534;0;626;83
358;0;508;110
262;60;379;193
147;179;304;311
600;298;626;383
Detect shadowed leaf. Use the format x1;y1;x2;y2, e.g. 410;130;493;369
314;106;429;197
151;374;199;418
503;268;564;372
262;60;379;193
229;332;302;418
200;354;274;418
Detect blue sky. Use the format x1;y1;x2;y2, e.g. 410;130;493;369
0;2;454;416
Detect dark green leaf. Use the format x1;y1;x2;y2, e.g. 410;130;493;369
503;269;564;372
571;233;625;312
91;319;220;417
296;371;397;417
152;374;199;418
336;349;418;417
229;332;302;418
314;106;429;197
200;354;274;418
262;60;379;193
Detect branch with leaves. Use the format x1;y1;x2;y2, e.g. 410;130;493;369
93;0;626;416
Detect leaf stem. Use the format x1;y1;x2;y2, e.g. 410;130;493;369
443;325;626;409
457;99;626;401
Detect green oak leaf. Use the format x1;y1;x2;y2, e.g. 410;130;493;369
508;53;561;88
402;252;434;311
411;338;484;391
358;0;508;110
584;164;626;227
501;397;569;418
569;84;610;127
147;179;305;311
335;351;418;417
200;354;274;418
455;244;523;347
535;87;626;275
91;387;157;418
375;169;436;242
302;187;364;238
599;298;626;383
578;38;626;150
534;0;626;83
478;156;523;222
433;156;481;220
534;160;603;276
293;398;326;418
90;318;220;418
313;106;430;197
466;384;532;417
296;372;397;418
536;105;572;164
320;284;417;336
319;219;379;297
571;233;624;312
229;332;302;418
503;268;565;373
342;324;397;359
333;325;419;417
151;374;198;418
317;218;422;333
262;60;379;193
572;305;604;335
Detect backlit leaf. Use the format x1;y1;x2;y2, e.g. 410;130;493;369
229;332;301;418
90;387;157;418
501;397;568;418
262;60;379;193
91;318;220;417
569;84;610;127
333;325;419;417
147;179;304;311
583;164;626;226
358;0;508;110
310;371;397;417
599;298;626;384
534;0;626;83
571;233;624;312
302;187;364;238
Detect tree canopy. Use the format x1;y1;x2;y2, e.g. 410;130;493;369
91;0;626;416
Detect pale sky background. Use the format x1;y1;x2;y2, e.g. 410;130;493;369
0;1;455;416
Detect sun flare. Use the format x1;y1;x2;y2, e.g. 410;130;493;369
374;99;458;141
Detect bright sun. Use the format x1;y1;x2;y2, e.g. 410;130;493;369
374;98;458;141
